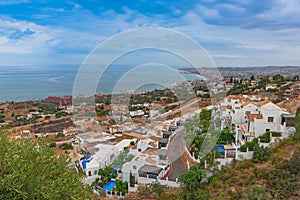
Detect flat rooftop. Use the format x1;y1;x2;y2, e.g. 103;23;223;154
138;165;162;175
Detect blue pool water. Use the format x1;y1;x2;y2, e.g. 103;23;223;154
216;145;225;156
103;180;116;191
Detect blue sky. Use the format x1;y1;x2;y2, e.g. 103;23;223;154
1;0;300;66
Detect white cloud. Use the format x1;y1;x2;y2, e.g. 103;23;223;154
0;18;55;53
0;0;29;5
196;5;220;19
255;0;300;28
173;10;300;66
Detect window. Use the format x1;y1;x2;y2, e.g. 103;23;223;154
266;129;270;132
138;148;141;152
133;165;137;170
268;117;274;122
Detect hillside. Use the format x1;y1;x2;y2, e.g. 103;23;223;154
136;137;300;200
204;138;300;199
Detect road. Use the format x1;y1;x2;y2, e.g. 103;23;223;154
152;99;210;120
167;127;188;181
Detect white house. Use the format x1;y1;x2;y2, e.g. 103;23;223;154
82;139;134;176
122;148;169;184
238;101;286;142
266;84;277;90
220;96;293;144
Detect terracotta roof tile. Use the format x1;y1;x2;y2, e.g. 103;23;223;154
148;141;157;148
256;100;270;107
149;135;159;142
246;114;263;121
145;156;156;165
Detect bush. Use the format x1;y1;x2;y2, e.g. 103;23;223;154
252;146;270;163
271;131;282;137
138;185;150;197
151;181;165;197
60;143;73;149
259;132;271;143
242;185;272;200
49;142;56;147
240;139;258;152
240;144;247;152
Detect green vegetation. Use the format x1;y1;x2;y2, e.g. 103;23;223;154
138;185;151;197
32;102;60;115
251;146;270;163
240;131;278;152
49;142;56;147
240;138;259;152
0;130;92;199
59;143;73;149
151;181;166;197
227;79;252;95
271;131;282;137
115;179;128;193
173;136;300;199
179;164;207;191
0;114;5;123
184;109;213;158
199;109;212;132
136;181;166;199
129;172;135;187
259;131;271;143
55;111;66;118
241;185;272;200
111;153;134;167
217;128;235;144
97;166;116;183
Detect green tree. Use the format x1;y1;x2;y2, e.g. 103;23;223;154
129;171;135;187
179;164;207;191
0;131;92;199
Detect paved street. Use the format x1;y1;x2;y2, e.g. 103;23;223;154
167;128;188;181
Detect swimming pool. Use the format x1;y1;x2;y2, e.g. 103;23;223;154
216;145;225;156
102;180;116;191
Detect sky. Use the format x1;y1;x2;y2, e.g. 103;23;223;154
1;0;300;67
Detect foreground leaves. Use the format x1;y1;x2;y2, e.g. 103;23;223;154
0;131;92;200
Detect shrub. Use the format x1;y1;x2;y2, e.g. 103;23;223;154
259;132;271;143
151;181;166;197
210;177;217;188
138;185;150;197
271;131;282;137
241;185;272;200
60;143;73;149
49;142;56;147
252;146;270;163
240;144;247;152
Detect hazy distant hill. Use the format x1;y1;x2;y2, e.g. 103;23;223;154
180;66;300;80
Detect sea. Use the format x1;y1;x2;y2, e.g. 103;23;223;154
0;65;201;102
